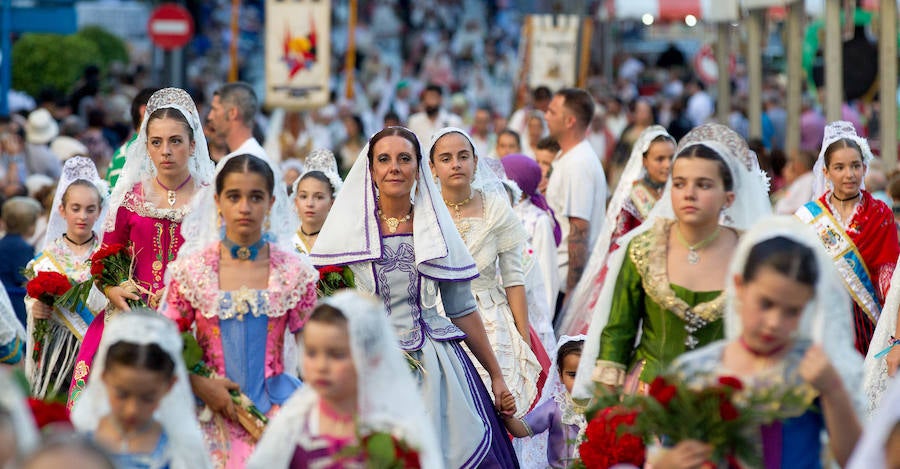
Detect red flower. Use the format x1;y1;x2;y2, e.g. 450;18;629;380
175;317;193;333
317;265;344;280
392;437;422;468
90;243;125;263
580;406;645;468
26;271;72;304
648;376;677;408
27;398;71;429
718;376;744;391
719;400;740;421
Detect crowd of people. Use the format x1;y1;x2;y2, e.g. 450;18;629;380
4;4;900;467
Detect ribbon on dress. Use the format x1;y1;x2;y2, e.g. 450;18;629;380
796;200;882;323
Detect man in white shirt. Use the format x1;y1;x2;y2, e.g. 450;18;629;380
407;84;463;145
508;86;552;138
469;107;494;157
208;82;267;160
685;78;714;127
544;88;608;306
775;149;816;215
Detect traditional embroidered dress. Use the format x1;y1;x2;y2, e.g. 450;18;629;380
573;124;772;399
796;190;898;355
613;178;664;243
596;219;726;383
25;236;106;399
458;189;541;414
310;128;519;468
68;88;215;409
163;242;317;468
0;289;24;364
68;184;191;408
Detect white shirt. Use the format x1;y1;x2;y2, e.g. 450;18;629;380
776;171;815;215
546;139;608;292
686;91;714;127
226;137;267;160
407;110;463;147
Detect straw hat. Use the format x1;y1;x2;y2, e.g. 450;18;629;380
25;108;59;145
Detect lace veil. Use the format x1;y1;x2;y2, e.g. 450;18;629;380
0;366;38;458
44;156;109;246
573;123;772;399
849;373;900;468
723;216;863;414
248;291;443;468
291;148;343;197
559;125;673;336
178;150;299;258
104;88;215;232
811;120;873;199
516;335;587;466
69;309;213;469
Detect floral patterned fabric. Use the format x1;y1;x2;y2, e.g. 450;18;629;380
162;242;317;468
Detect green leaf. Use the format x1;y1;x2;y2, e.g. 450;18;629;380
181;332;204;369
365;433;396;466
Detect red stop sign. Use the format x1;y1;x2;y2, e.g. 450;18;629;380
148;3;194;50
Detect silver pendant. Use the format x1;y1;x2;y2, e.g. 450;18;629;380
687;249;700;264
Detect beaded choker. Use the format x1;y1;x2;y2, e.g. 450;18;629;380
221;236;266;261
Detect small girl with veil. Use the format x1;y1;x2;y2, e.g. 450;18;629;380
70;309;212;469
503;335;586;468
248;291;442;468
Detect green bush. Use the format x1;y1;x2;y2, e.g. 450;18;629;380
12;33;101;97
76;26;129;68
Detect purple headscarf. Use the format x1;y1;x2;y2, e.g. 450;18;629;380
501;154;562;246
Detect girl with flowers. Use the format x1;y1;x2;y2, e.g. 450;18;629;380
248;291;441;468
68;88;215;407
661;216;862;468
25;157;108;400
162;153;317;468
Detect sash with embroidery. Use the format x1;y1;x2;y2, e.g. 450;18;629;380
630;182;659;220
30;253;95;340
796;200;881;322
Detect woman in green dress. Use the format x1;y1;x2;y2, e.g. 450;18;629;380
573;123;773;397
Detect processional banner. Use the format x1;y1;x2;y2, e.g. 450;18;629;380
264;0;331;109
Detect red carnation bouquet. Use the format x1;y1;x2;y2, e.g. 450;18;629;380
175;317;269;442
581;373;817;468
24;271;73;362
337;429;422;468
577;406;645;469
316;265;355;297
27;397;71;430
89;243;146;309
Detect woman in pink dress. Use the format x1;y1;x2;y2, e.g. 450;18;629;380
68;88;215;408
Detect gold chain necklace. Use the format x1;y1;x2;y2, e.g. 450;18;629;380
674;224;721;265
445;191;474;237
378;205;412;233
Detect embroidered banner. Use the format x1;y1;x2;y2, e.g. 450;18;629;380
796;201;881;322
264;0;331;110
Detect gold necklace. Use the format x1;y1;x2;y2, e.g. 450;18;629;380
378;205;412;233
674;224;721;265
445;191;474;237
